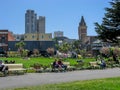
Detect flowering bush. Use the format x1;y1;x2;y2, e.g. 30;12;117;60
100;47;110;55
46;48;55;56
33;49;39;56
112;47;120;56
100;47;120;57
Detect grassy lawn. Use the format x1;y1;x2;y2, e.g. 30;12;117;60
6;77;120;90
0;57;95;69
0;57;55;68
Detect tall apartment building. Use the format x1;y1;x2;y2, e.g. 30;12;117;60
25;9;52;41
25;10;45;34
37;16;45;33
25;10;37;33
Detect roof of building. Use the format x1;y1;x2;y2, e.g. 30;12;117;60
79;16;86;26
8;32;15;41
55;36;68;40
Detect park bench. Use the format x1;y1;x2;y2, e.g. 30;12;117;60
63;62;75;71
89;61;100;69
5;63;27;75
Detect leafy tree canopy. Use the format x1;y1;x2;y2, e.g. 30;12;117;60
15;41;25;49
95;0;120;44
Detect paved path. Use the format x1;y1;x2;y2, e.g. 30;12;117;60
0;68;120;89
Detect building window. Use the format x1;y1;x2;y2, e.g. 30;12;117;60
1;36;5;43
25;36;27;38
42;35;44;39
17;36;19;39
32;35;34;39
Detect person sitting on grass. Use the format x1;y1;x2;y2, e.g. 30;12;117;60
52;59;59;69
100;58;106;69
96;57;106;69
57;58;67;71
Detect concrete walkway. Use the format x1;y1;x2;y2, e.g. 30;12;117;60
0;68;120;89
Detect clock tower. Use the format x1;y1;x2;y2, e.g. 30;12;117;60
78;16;87;44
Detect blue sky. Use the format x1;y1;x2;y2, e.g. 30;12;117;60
0;0;111;39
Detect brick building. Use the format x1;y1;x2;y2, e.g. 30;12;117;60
0;30;8;53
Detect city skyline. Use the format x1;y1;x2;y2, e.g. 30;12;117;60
0;0;111;39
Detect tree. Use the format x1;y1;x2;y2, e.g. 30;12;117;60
58;42;71;53
72;40;81;54
95;0;120;44
15;41;25;49
22;49;29;57
15;41;26;56
73;40;81;49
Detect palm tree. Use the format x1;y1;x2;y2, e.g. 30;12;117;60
58;42;71;53
15;41;26;57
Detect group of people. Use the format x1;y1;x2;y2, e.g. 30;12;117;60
52;58;67;71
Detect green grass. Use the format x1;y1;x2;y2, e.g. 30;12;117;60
0;57;95;68
0;57;54;68
6;77;120;90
